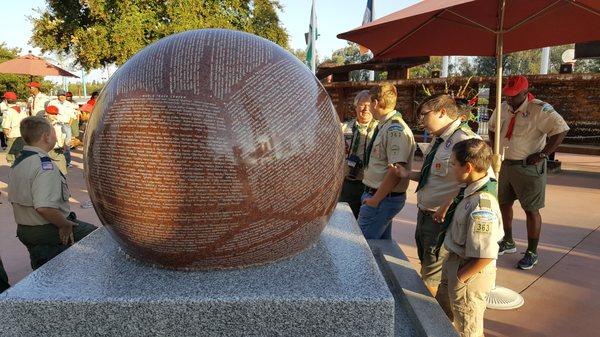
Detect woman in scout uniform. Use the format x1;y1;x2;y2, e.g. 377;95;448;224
390;94;484;296
339;90;378;218
435;139;503;337
358;83;415;239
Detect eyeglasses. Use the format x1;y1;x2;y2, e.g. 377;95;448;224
419;110;435;118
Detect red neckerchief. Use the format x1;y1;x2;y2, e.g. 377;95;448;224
505;93;535;140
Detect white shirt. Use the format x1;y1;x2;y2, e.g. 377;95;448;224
48;99;76;124
2;105;27;138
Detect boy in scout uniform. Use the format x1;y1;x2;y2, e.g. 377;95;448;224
358;83;415;239
8;116;97;270
489;76;569;269
390;94;484;296
339;90;378;218
44;105;69;175
435;139;503;337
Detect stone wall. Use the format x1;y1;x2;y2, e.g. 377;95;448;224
324;74;600;145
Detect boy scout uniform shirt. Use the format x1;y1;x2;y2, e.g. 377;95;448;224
417;119;482;212
8;145;71;226
443;175;504;261
489;99;569;160
363;110;416;193
2;105;27;138
341;118;378;181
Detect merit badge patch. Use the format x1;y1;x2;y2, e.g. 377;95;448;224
470;210;496;234
41;162;54;171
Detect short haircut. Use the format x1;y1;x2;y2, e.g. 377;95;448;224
353;90;371;106
369;83;397;111
417;93;459;119
452;138;492;172
20;116;53;145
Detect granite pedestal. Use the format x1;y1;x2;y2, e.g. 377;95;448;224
0;204;395;336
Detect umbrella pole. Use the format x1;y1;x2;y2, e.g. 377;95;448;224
492;0;506;177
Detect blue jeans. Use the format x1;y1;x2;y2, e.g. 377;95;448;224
61;124;72;165
358;191;406;239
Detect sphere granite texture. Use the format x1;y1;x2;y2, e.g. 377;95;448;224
83;29;345;270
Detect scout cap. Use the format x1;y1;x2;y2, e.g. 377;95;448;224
502;75;529;97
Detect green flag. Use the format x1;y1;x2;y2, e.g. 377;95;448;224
306;0;318;74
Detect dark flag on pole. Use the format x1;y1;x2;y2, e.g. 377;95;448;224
359;0;374;54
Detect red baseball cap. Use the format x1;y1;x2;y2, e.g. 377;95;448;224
502;75;529;96
27;82;41;88
45;105;59;115
3;92;16;100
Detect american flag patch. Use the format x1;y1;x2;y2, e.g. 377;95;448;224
41;162;53;171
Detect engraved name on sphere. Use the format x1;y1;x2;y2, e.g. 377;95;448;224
83;29;345;270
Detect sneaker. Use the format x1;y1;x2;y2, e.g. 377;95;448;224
498;240;517;255
517;250;538;270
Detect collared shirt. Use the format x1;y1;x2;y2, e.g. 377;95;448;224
489;99;570;160
363;110;416;193
48;99;76;124
28;92;49;117
8;145;71;226
2;105;27;138
443;175;504;260
417;119;484;211
341;118;378;181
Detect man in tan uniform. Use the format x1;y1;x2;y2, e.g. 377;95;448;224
489;76;569;270
339;90;378;218
358;83;415;239
2;91;27;164
435;139;503;337
8;116;97;270
391;94;484;296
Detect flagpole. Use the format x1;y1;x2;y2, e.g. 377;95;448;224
368;0;375;81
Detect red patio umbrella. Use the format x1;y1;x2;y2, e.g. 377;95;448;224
0;53;79;80
338;0;600;165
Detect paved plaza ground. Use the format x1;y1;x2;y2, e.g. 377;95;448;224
1;149;598;337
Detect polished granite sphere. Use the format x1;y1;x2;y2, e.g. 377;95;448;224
83;29;345;270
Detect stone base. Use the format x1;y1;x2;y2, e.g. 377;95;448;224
0;204;394;337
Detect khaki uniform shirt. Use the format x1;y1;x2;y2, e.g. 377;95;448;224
363;110;416;193
417;120;483;211
28;92;49;117
8;146;71;226
2;105;27;138
341;118;378;181
444;175;504;260
489;99;570;160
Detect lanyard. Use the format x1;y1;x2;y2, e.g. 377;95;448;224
349;119;376;162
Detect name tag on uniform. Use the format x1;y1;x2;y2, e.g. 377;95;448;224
471;210;496;234
41;162;53;171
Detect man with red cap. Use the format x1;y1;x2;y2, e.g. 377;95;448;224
2;92;27;164
26;82;49;117
489;75;569;270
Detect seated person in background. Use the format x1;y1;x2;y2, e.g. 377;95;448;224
8;116;97;270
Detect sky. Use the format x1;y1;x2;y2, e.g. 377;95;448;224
1;0;420;83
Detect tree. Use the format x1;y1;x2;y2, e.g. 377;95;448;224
320;43;370;81
30;0;289;70
409;56;443;78
0;43;51;100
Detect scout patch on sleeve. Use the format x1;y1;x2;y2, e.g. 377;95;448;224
470;210;496;234
41;161;54;171
541;103;555;113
